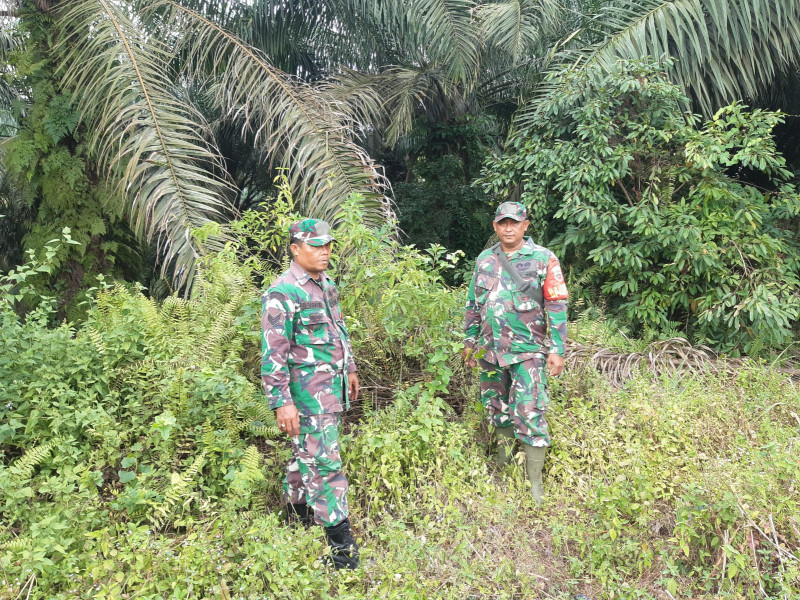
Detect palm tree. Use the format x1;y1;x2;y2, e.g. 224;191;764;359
3;0;799;288
2;0;394;288
515;0;800;129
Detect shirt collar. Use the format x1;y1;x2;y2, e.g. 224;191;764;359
500;238;535;259
289;260;327;287
517;237;535;256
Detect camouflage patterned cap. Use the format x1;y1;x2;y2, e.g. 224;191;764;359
494;201;528;222
289;218;336;246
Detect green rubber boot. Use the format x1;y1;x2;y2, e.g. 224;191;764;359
523;444;546;503
495;426;516;466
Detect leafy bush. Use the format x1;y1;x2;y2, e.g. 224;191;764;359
0;245;284;592
546;366;800;599
233;191;472;415
0;191;476;597
3;188;798;599
480;58;800;353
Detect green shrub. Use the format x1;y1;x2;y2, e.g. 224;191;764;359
3;188;798;599
480;58;800;354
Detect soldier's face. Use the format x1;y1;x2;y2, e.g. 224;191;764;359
493;217;529;250
292;241;332;278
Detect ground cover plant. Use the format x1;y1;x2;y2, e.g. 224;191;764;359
1;209;799;599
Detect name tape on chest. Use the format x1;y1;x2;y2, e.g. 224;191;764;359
299;301;325;310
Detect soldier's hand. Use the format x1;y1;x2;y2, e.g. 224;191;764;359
276;404;300;437
461;346;477;369
547;353;565;377
348;372;359;401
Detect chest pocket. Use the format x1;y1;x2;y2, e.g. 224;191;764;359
474;272;498;305
513;286;541;312
295;310;333;345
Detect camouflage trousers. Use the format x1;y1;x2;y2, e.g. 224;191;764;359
479;356;550;447
284;413;349;527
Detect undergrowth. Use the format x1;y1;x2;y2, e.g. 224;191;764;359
1;211;798;599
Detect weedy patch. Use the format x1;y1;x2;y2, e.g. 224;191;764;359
2;217;798;599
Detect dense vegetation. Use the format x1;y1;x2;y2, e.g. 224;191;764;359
480;59;800;353
2;1;800;341
2;209;799;599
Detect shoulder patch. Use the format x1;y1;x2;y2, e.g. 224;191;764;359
266;290;287;302
543;256;569;300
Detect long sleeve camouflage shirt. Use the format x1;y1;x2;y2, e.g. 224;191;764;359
261;261;357;415
465;238;568;367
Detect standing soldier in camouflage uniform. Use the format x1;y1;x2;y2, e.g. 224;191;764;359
261;218;360;569
462;201;568;503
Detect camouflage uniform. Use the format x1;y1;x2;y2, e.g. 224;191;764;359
262;226;356;528
465;223;568;448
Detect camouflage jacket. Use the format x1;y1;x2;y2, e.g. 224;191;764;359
261;261;357;415
465;238;568;367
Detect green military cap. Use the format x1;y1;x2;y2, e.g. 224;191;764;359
494;201;528;222
289;218;336;246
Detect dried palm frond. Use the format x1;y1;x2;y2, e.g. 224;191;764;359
565;338;800;388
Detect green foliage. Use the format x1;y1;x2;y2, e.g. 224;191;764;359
481;58;800;353
1;5;140;319
0;245;283;591
2;180;798;598
334;196;466;375
233;190;472;412
546;366;800;599
395;153;494;274
344;392;472;519
0;189;476;597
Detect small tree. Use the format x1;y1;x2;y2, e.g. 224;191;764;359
480;58;800;353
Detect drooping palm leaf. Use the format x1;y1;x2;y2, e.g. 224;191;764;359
413;0;482;87
57;0;236;289
476;0;561;64
144;0;393;227
330;0;483;85
516;0;800;130
0;20;21;114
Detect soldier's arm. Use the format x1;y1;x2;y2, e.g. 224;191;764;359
543;254;569;355
464;266;482;350
261;289;296;409
332;284;357;374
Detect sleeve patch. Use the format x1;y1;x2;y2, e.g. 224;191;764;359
543;257;569;300
266;307;286;328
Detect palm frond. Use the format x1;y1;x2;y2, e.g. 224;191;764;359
0;18;22;112
57;0;237;289
414;0;482;87
146;0;394;227
476;0;561;64
518;0;800;128
331;0;483;85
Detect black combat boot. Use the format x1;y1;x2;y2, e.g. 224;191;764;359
285;503;314;528
324;518;360;569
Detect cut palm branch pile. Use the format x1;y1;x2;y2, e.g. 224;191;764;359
565;337;800;387
347;337;800;425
